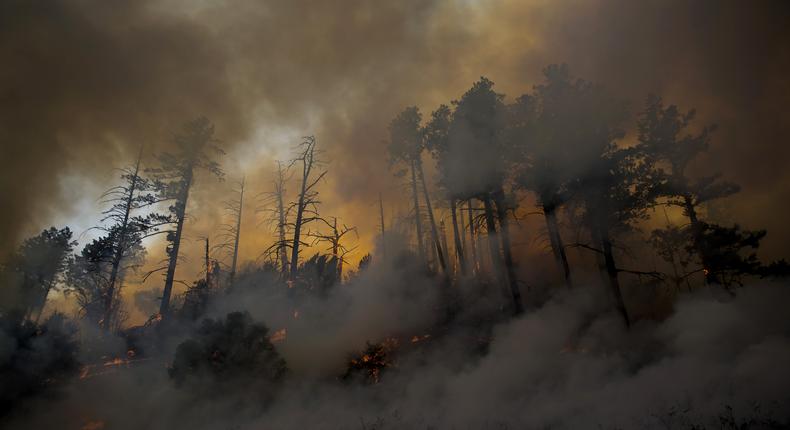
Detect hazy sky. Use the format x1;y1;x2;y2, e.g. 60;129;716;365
2;0;789;316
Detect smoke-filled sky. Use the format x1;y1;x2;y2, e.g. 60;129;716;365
2;0;790;312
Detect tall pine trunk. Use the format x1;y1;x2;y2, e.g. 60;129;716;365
276;178;288;275
229;178;244;288
598;227;630;327
543;204;572;288
683;195;719;286
379;192;387;258
103;149;142;328
289;175;308;281
410;160;426;266
466;199;479;274
450;199;467;276
482;195;509;305
416;159;447;274
492;188;523;316
160;167;194;316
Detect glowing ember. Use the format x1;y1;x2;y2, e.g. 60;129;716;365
81;420;105;430
410;334;431;343
270;328;287;343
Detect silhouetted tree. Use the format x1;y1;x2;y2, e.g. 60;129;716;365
95;148;169;328
1;227;74;322
64;228;145;329
287;136;327;281
215;177;245;288
565;77;649;326
388;107;431;269
509;66;584;288
425;104;467;276
308;216;358;281
445;77;523;315
637;95;768;289
149;117;224;317
258;161;292;274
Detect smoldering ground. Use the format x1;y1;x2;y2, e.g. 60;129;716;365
4;250;790;430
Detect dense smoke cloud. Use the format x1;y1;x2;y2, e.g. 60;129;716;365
3;0;789;263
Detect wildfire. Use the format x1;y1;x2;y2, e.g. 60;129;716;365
410;334;431;343
269;328;287;343
81;420;106;430
78;354;147;380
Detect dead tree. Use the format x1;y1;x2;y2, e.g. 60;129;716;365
288;136;327;281
149;117;224;318
308;217;358;280
257;161;292;274
216;177;245;287
379;192;387;258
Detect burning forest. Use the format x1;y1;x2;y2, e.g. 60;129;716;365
2;1;790;429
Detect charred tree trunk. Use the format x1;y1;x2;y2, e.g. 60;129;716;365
289;173;308;281
450;199;467;276
160;167;194;317
466;199;479;274
416;159;447;274
598;227;630;327
229;178;245;287
492;188;524;316
379;192;387;259
410;160;426;266
276;168;289;275
683;195;719;286
543;204;572;288
440;220;451;274
482;194;509;304
332;218;342;280
103;148;142;328
205;237;211;287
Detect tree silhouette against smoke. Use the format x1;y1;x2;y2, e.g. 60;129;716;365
636;95;771;290
552;66;649;327
258;161;293;275
148;117;224;318
508;67;584;289
308;216;358;281
287;136;327;282
425;104;468;277
86;148;172;329
64;227;146;330
443;77;523;316
214;177;246;288
0;227;74;323
388;107;431;270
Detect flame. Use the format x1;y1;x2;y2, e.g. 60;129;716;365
293;310;300;319
410;334;431;343
269;328;287;343
81;420;105;430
